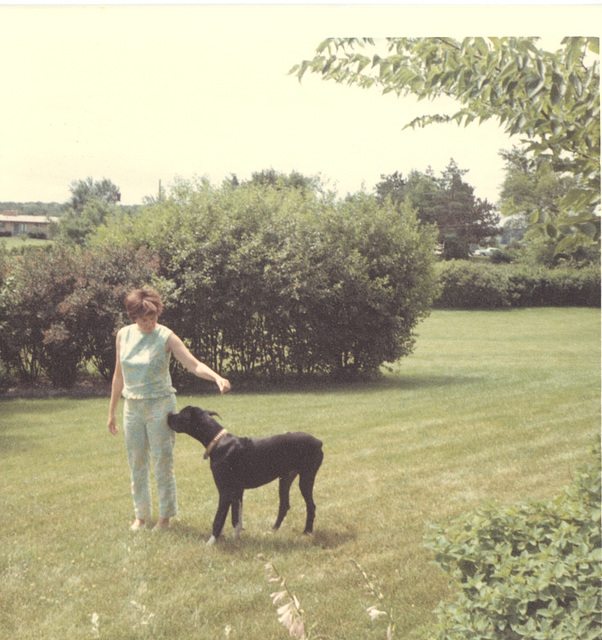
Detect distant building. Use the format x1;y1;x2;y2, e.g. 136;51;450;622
0;210;59;239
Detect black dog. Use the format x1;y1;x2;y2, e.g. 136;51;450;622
167;406;324;545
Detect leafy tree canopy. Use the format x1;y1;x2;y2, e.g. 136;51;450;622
66;177;121;213
56;177;122;245
291;37;600;252
499;146;577;221
224;169;326;196
498;146;578;244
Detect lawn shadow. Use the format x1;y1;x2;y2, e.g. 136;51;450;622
0;432;38;454
0;413;40;454
180;372;480;399
168;520;210;542
169;520;356;552
1;379;111;400
375;373;480;392
307;526;357;549
1;371;478;401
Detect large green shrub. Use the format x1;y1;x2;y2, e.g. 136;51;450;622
94;178;439;380
0;245;78;385
0;244;159;386
424;445;601;640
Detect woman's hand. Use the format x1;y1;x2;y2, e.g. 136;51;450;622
215;376;231;394
107;414;119;435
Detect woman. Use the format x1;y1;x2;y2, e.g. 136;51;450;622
107;288;230;531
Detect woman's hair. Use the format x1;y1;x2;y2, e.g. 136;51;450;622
125;288;164;321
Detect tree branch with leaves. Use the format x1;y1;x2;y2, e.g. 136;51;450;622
290;37;600;252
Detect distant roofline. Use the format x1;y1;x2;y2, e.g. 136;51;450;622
0;214;59;224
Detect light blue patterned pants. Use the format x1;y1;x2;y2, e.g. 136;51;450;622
123;395;178;521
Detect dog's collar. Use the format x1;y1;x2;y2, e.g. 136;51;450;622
204;429;228;459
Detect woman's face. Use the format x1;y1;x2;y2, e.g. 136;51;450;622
135;312;158;334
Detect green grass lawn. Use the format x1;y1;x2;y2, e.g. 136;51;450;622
0;236;53;250
0;308;599;639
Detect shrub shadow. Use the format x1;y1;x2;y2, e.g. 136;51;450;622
1;371;478;400
180;373;480;399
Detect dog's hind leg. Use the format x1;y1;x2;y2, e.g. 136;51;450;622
299;473;317;534
273;470;297;531
299;450;323;534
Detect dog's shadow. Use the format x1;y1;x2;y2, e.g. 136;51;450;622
169;521;356;552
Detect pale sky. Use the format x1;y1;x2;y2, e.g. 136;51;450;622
0;5;599;206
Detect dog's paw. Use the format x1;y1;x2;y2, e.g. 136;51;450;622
206;535;217;546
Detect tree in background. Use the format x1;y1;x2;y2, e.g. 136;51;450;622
66;177;121;212
497;146;601;265
56;177;122;245
0;202;62;218
224;169;326;196
249;168;320;192
499;147;576;224
498;147;574;248
376;159;500;259
291;37;600;253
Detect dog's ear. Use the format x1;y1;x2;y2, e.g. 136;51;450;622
207;410;220;418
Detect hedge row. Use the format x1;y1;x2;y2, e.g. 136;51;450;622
435;261;601;309
0;182;440;387
424;443;601;640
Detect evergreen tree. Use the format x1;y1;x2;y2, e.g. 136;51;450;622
376;160;500;259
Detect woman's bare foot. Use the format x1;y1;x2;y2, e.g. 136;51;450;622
130;519;146;531
152;518;170;531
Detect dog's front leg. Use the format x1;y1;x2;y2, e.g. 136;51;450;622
208;493;232;546
232;493;244;539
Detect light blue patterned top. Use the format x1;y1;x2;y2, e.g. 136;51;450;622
120;324;176;399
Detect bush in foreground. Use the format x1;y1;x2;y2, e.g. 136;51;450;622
423;444;601;640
